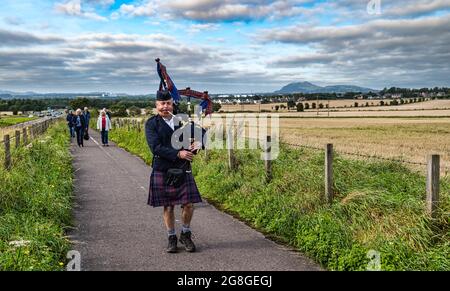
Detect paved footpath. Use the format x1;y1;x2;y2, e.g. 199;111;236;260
69;129;322;271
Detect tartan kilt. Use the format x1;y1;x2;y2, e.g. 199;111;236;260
148;170;202;207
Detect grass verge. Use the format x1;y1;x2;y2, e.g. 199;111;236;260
0;122;73;271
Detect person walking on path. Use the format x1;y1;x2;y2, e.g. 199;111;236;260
66;110;75;138
74;108;86;147
97;110;112;146
83;107;91;135
145;90;204;254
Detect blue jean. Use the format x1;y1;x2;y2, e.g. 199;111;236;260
75;126;84;146
101;130;109;145
69;126;75;137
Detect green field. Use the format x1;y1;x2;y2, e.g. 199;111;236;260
109;124;450;270
0;116;37;128
0;122;73;271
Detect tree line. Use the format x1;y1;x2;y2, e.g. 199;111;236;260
0;97;222;117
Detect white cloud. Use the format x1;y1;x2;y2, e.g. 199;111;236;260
115;1;156;18
2;1;450;92
260;14;450;88
3;16;24;26
85;0;115;6
54;0;108;21
386;0;450;17
110;0;315;21
187;23;220;33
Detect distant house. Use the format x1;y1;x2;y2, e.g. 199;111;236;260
391;93;402;99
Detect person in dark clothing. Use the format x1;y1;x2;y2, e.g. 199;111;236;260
74;108;86;147
145;90;206;253
83;107;91;135
66;110;75;138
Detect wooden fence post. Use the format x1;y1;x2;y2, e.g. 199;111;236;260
4;135;11;170
265;135;272;183
325;143;334;204
227;125;236;170
23;128;28;145
204;146;209;162
15;130;20;148
426;154;440;218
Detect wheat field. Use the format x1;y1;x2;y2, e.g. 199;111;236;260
200;115;450;175
220;99;450;116
278;117;450;173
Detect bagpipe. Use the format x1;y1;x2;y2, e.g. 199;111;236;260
155;58;210;153
156;58;212;116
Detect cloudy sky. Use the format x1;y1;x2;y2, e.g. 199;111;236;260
0;0;449;94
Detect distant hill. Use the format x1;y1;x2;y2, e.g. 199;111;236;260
0;90;38;95
0;90;140;99
275;82;377;94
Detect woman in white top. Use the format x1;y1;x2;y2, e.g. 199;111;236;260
97;110;112;146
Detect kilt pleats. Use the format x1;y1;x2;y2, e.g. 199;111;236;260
148;170;202;207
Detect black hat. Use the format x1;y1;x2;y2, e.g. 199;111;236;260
156;90;172;101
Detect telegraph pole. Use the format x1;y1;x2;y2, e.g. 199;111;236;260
328;99;330;117
317;95;319;116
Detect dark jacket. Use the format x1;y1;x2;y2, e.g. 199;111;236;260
145;115;184;171
83;111;91;127
74;114;86;129
66;114;74;127
145;115;206;172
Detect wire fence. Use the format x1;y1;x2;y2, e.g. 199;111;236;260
281;141;450;174
1;116;62;170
